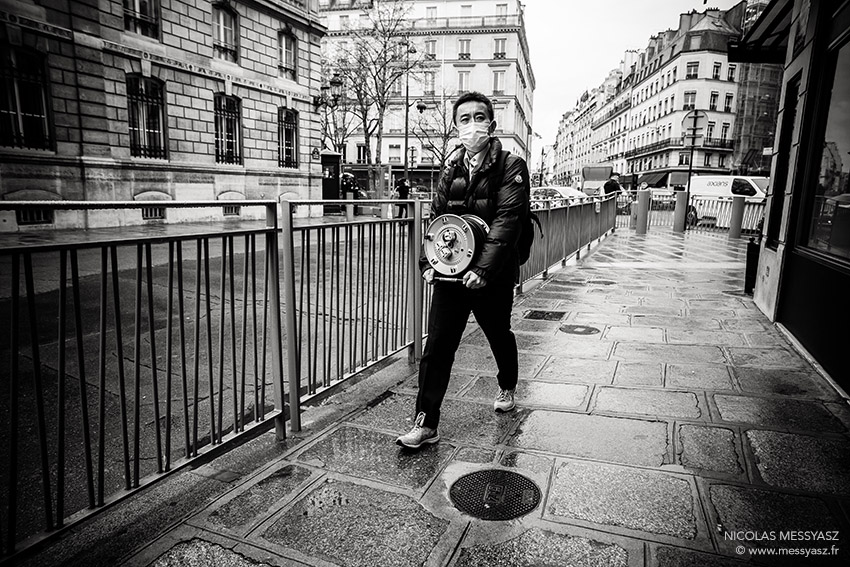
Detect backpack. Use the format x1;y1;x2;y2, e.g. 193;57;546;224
489;150;542;265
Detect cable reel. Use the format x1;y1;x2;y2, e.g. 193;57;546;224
423;214;490;280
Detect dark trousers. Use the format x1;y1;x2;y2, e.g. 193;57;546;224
415;279;518;429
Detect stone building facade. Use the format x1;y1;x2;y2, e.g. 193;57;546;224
0;0;326;230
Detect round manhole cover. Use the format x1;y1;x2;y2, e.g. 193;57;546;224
449;469;541;521
559;324;600;335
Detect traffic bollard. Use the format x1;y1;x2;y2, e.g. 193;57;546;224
729;196;745;239
673;191;689;233
636;189;650;235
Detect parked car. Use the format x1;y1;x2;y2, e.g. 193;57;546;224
531;186;588;209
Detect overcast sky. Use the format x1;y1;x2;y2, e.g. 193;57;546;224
523;0;743;160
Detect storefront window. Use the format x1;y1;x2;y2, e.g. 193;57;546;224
806;41;850;260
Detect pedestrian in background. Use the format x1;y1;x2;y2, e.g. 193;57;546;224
395;177;411;218
396;91;529;450
603;172;622;195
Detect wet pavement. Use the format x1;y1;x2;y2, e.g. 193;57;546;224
20;230;850;567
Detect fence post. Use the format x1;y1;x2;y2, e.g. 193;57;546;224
729;196;745;239
636;189;650;235
542;200;551;279
278;201;301;433
408;200;423;363
267;203;289;438
562;203;570;266
673;191;689;233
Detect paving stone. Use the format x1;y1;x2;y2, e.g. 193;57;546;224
743;332;790;347
686;308;738;318
396;370;474;395
653;546;751;567
613;343;726;364
151;539;273;567
468;331;552;352
613;362;664;386
714;395;845;432
543;336;614;359
678;425;741;475
594;387;701;419
623;305;683;316
512;318;562;334
455;447;495;464
262;480;449;567
746;430;850;495
499;451;553;476
667;364;734;390
455;528;629;567
687;299;747;310
733;367;838;399
207;465;313;530
571;312;632;326
719;318;769;331
726;347;809;369
710;485;842;555
453;345;547;376
297;426;454;489
666;330;746;346
536;357;617;384
511;410;668;467
463;375;588;408
549;460;697;539
351;394;517;446
605;325;665;343
632;315;721;330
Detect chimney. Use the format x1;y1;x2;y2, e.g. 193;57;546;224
678;11;695;33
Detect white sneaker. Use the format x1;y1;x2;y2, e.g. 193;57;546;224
396;412;439;449
494;389;516;412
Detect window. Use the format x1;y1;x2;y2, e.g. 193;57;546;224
683;91;696;110
222;204;241;216
388;144;401;163
720;122;730;141
672;67;677;81
678;152;690;165
458;70;469;93
339;14;349;28
0;47;50;150
689;35;701;50
706;121;715;139
727;64;736;81
685;62;699;79
424;71;435;94
458;38;471;58
126;75;166;159
279;31;297;81
424;39;436;60
390;76;402;95
124;0;159;38
278;107;298;168
494;37;506;58
724;93;733;113
805;41;850;259
141;206;166;220
16;208;54;226
712;62;721;80
496;3;507;22
492;70;505;94
214;94;241;164
732;178;757;196
356;143;367;163
213;4;238;62
709;91;718;111
425;6;437;21
719;155;726;167
704;153;713;167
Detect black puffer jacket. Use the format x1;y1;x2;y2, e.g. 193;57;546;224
419;137;530;284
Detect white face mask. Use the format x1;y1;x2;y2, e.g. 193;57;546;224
457;121;492;153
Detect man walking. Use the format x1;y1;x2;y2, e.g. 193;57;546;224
395;177;411;218
603;172;622;195
396;91;529;449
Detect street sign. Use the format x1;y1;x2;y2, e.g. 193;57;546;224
311;147;321;160
682;110;708;147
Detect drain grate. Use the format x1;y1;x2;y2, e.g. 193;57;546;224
559;324;600;335
449;469;541;521
524;310;566;321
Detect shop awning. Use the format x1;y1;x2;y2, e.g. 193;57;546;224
727;0;792;64
638;172;667;187
668;171;691;186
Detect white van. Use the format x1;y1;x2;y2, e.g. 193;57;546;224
686;176;768;201
683;176;769;228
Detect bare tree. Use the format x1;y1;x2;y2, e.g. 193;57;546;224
412;91;460;174
328;0;423;190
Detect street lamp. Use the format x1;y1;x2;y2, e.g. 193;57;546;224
400;37;417;183
313;72;343;109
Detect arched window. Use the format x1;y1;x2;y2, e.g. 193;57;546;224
214;94;242;164
278;107;298;168
212;3;238;62
127;75;167;158
0;46;50;150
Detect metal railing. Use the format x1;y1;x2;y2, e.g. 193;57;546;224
0;201;286;560
0;195;615;558
614;191;765;234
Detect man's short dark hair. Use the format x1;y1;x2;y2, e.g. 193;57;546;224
611;172;621;178
452;91;494;124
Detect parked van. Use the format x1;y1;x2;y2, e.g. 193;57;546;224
682;176;769;228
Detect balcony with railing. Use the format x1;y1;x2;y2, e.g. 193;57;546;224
405;14;522;31
624;137;684;158
591;99;632;129
703;137;734;149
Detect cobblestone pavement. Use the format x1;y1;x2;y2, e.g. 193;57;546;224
23;231;850;567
